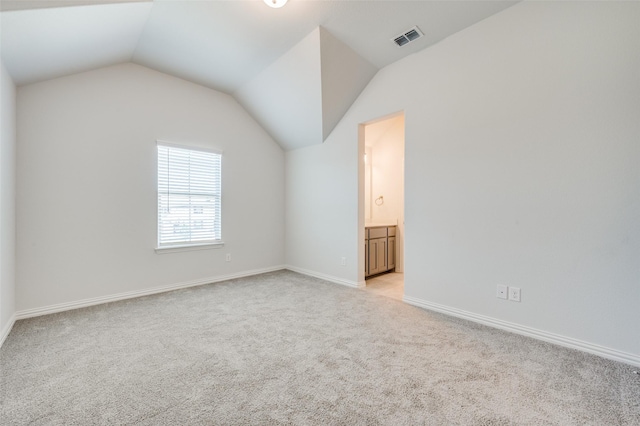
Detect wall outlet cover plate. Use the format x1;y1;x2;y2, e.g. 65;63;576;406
509;287;521;302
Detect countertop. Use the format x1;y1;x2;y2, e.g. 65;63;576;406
365;222;397;228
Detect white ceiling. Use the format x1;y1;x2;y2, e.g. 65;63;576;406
236;27;378;151
0;0;150;12
1;3;152;85
1;0;517;93
1;0;517;150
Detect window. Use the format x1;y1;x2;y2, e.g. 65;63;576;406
157;142;222;249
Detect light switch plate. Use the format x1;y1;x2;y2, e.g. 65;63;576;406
497;285;508;299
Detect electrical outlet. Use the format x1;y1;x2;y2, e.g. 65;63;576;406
341;257;346;266
509;287;521;302
225;253;231;262
497;285;508;299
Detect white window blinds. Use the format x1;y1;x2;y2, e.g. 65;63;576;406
157;143;222;247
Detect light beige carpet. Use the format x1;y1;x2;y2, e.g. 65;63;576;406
1;270;638;425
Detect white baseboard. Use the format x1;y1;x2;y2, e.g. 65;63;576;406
15;265;286;320
0;314;16;348
403;295;640;368
285;265;364;289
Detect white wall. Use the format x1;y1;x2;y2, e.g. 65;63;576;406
367;116;404;225
286;1;640;359
285;133;359;285
0;61;16;339
367;115;404;271
17;63;285;312
364;146;372;221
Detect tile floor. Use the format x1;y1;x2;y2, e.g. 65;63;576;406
363;272;404;301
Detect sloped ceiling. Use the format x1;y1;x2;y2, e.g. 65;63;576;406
0;2;152;84
236;27;377;151
319;27;378;143
235;28;325;152
0;0;518;150
0;0;150;12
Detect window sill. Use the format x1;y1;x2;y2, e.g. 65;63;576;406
155;242;225;254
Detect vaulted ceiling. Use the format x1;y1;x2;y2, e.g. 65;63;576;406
1;0;517;150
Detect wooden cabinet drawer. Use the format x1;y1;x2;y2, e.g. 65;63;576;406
387;226;396;237
368;227;387;239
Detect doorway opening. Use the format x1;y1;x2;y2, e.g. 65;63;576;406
359;112;405;300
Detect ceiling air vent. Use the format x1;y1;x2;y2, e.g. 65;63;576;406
392;26;423;48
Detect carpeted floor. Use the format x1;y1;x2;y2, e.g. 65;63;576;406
1;270;639;425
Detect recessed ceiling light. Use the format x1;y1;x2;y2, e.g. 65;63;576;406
264;0;288;8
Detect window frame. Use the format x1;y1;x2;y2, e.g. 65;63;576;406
155;140;224;254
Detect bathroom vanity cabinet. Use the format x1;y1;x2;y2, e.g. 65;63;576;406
365;225;396;278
